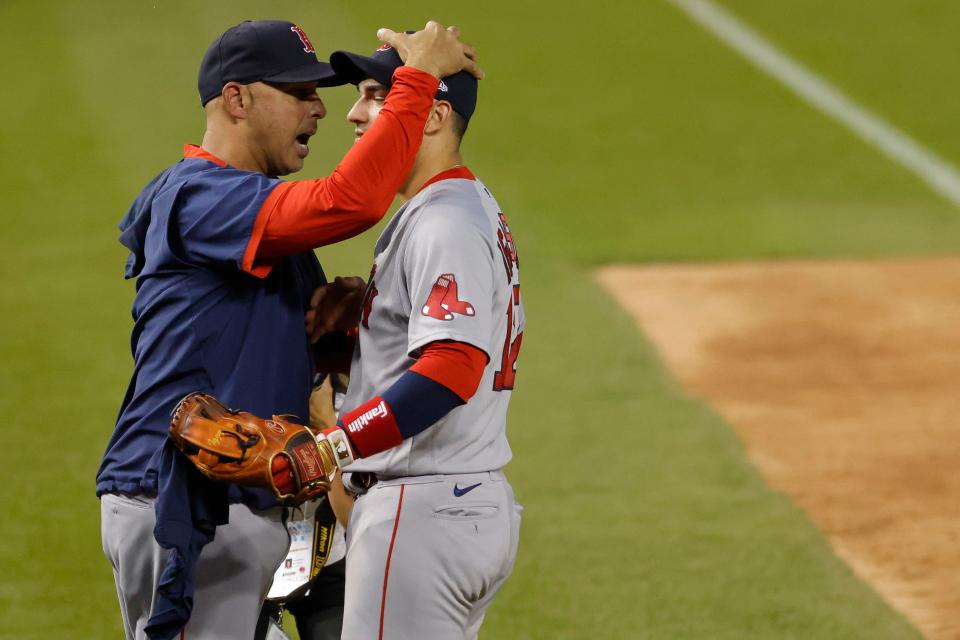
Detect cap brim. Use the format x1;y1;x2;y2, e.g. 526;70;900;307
262;60;346;87
329;51;397;87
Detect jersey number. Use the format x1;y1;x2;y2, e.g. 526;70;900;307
493;285;523;391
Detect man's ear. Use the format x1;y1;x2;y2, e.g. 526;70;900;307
221;82;250;119
424;100;453;136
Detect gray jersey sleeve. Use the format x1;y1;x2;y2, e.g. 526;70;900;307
402;203;496;358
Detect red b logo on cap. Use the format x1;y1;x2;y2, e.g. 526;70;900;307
290;25;315;53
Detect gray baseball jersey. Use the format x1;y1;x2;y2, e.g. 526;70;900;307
339;168;524;639
341;170;524;476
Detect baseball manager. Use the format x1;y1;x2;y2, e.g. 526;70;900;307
95;19;480;640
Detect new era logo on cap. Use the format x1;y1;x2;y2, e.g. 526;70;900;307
438;80;449;92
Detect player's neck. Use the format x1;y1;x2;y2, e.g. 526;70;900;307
399;148;464;202
200;129;264;174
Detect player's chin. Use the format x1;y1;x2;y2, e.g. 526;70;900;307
283;151;306;174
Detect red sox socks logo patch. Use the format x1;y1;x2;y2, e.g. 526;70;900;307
422;274;475;321
290;25;316;53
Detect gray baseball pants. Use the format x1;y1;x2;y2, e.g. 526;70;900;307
341;471;522;639
100;493;289;640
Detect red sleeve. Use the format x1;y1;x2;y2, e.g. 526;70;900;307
242;67;439;272
409;340;489;402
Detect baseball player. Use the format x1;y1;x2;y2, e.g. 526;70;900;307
95;20;480;640
293;42;525;638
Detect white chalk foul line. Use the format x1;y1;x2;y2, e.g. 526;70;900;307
669;0;960;207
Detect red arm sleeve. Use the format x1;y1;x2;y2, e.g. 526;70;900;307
242;67;439;273
409;340;489;402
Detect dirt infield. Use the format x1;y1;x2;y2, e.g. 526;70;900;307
597;258;960;640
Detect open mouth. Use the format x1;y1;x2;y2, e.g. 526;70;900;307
295;133;312;157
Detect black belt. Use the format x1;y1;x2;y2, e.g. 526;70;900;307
344;471;379;496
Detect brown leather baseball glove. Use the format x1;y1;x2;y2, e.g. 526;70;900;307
168;392;337;505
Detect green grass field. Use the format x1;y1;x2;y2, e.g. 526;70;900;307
2;0;957;637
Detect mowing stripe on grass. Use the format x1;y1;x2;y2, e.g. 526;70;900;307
668;0;960;208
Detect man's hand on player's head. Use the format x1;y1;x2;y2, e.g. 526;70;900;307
306;276;367;342
378;21;483;80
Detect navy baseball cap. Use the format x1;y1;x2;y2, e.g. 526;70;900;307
198;20;345;106
329;41;477;122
